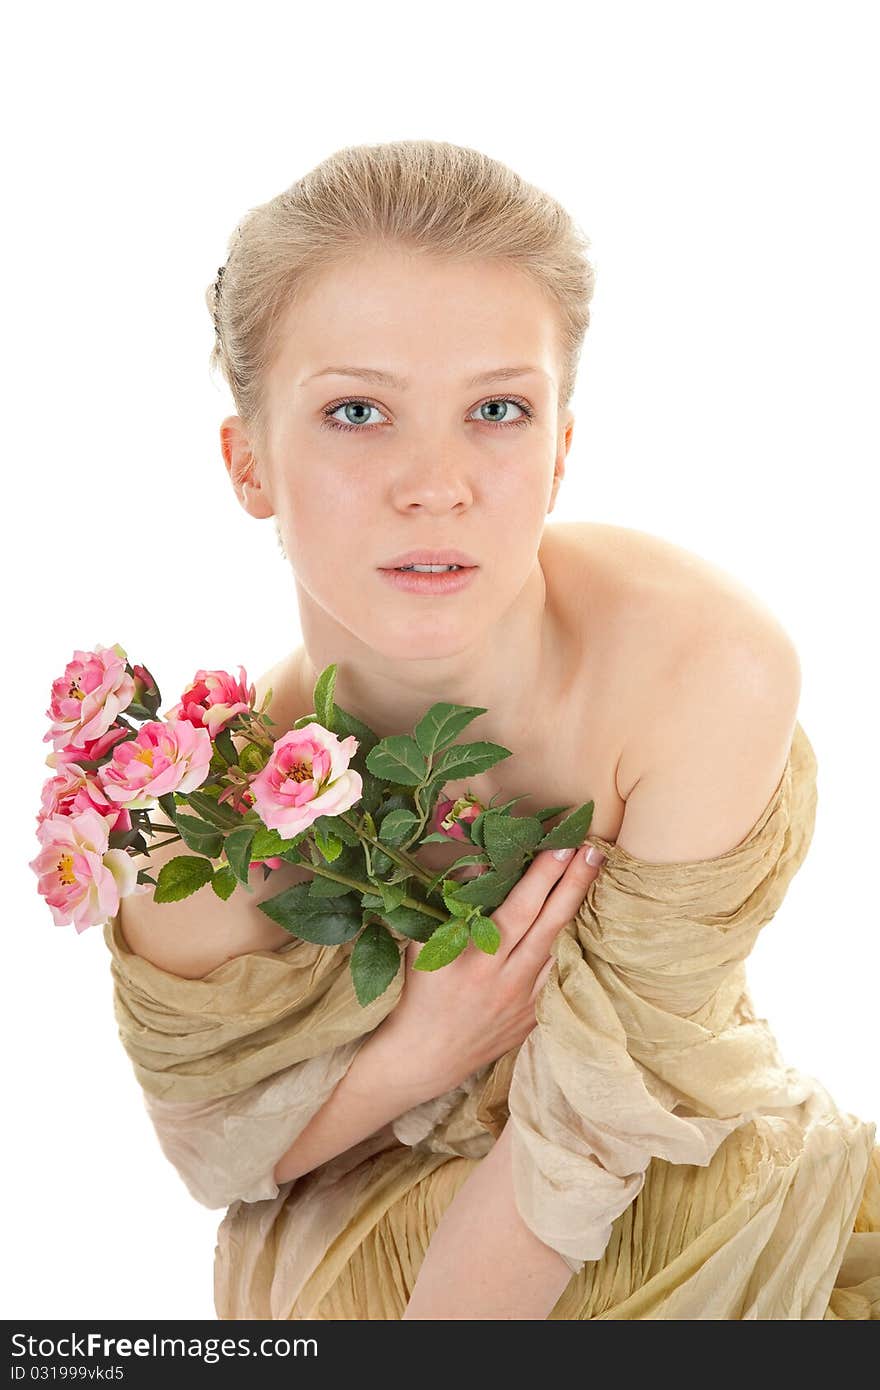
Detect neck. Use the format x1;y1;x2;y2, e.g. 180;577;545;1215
293;555;566;755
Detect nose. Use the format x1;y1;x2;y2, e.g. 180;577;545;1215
391;462;475;512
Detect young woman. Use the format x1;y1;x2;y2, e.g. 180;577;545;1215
108;138;879;1320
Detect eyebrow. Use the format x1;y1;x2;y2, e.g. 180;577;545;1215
302;364;548;388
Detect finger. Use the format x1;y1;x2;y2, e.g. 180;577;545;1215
508;844;607;974
492;848;590;956
529;953;556;1002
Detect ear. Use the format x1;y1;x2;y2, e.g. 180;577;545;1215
220;416;275;518
548;406;575;513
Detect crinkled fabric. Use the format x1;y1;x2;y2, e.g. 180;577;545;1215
103;721;879;1318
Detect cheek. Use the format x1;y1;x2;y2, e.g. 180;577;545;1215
276;463;363;535
278;495;366;583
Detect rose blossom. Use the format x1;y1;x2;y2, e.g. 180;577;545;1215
29;807;144;932
249;722;363;840
37;763;133;837
432;793;484;840
164;665;255;738
98;718;213;810
43;644;135;753
45;724;131;770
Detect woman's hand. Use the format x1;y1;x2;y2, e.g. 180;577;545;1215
375;843;606;1096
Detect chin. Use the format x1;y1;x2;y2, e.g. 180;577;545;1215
366;620;479;661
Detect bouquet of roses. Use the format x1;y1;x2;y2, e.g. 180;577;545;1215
31;643;596;1007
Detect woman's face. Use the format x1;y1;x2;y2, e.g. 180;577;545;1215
226;245;574;662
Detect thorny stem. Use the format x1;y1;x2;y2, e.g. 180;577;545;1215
336;812;436;886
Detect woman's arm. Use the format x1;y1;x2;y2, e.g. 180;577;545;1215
402;1119;574;1320
273;1018;441;1185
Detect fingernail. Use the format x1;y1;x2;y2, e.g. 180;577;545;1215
584;845;607;867
552;847;576;861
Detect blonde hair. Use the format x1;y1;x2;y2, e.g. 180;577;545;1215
206;139;597;458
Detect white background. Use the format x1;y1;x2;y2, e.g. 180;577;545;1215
5;0;878;1322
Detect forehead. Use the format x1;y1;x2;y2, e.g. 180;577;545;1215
267;248;561;398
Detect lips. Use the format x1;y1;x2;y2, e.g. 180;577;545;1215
379;548;478;569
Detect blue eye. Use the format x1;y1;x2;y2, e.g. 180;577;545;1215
320;396;535;433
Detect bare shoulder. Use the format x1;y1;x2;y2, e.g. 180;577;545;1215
555;520;795;645
569;523;802;863
117;649;317;978
559;521;798;744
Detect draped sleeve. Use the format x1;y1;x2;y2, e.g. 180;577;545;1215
103;717;877;1316
503;718;838;1274
102;911;407;1208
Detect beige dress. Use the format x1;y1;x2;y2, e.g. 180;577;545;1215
103;720;879;1319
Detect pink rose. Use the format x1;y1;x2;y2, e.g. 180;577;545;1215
29;807;144;932
164;665;255;738
432;793;483;841
46;724;131;770
43;644;135;753
37;763;133;837
97;718;213;809
249;722;363;840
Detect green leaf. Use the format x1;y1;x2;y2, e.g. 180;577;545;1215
135;869;157;887
249;826;287;860
211;865;237;900
411;918;470;971
482;812;544;870
365;735;428;786
330;704;380;756
467;812;486;849
369;846;395;876
470;914;501;955
183;789;244;830
173;813;224;860
257;882;363;944
376;878;409;913
535;800;596;851
214;727;238;765
445;863;523;912
157;793;180;825
350;921;402;1007
314;828;343;862
377;808;422;845
356;766;386;813
124;700;155;723
431;740;513;782
277;830;314;863
412;703;488;759
313;663;337;729
382;904;439;942
440;879;473;918
359;894;439;942
224;825;257;885
534;803;571;823
154;855;216;903
313;815;361;847
239;743;268;774
307;875;350;899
